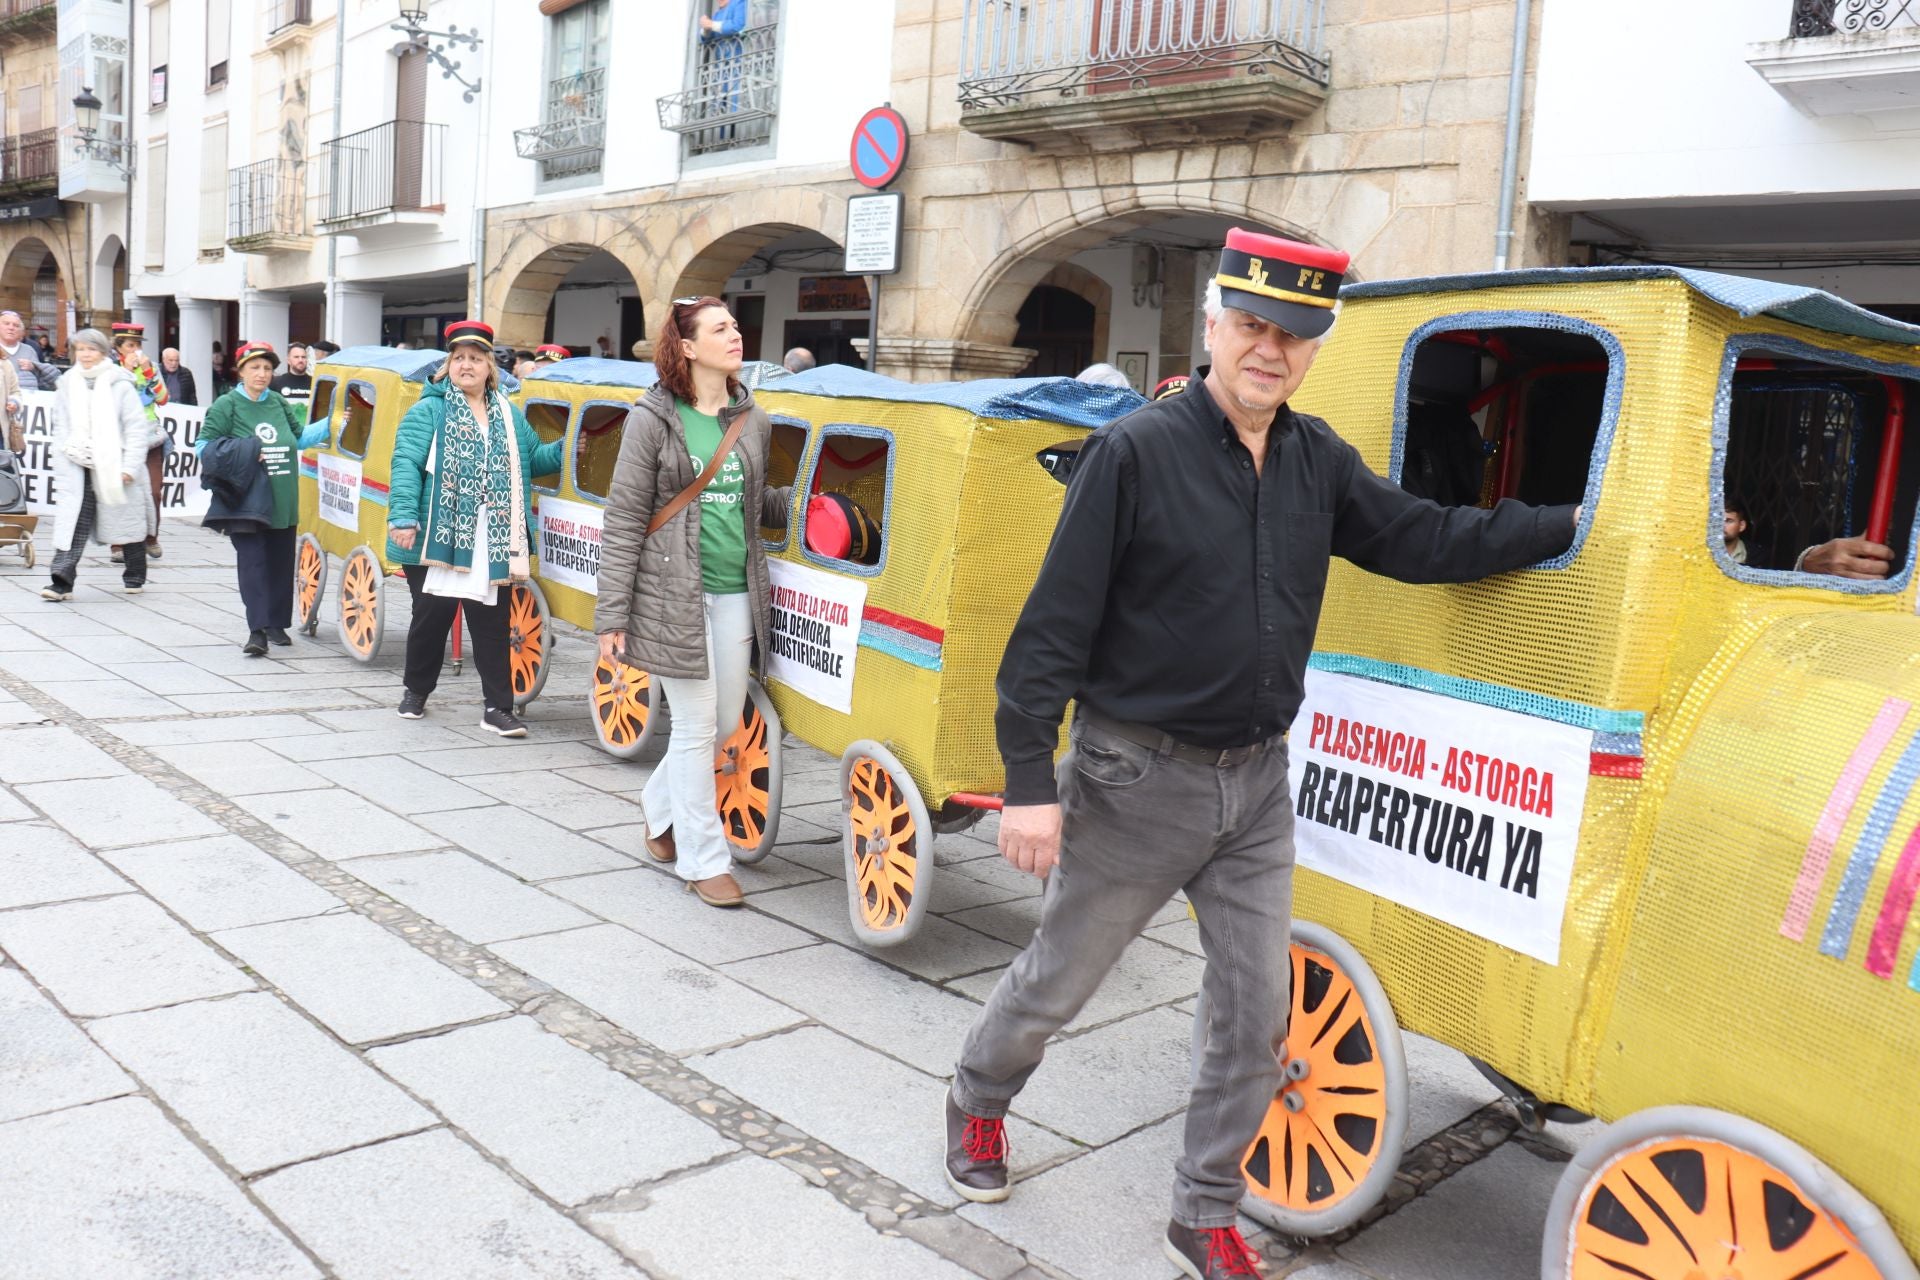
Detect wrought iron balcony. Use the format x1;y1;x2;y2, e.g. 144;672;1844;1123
228;158;310;253
514;68;606;179
0;128;57;196
1753;0;1920;114
265;0;314;39
313;120;445;233
656;23;779;158
1791;0;1920;34
0;0;55;44
957;0;1329;149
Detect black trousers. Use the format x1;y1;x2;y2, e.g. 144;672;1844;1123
402;565;514;712
51;476;146;592
231;525;295;629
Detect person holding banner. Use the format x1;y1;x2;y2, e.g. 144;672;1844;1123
38;329;154;601
385;321;564;738
198;342;330;656
594;296;792;909
945;229;1581;1280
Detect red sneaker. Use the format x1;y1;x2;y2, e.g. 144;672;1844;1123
943;1093;1010;1203
1164;1221;1266;1279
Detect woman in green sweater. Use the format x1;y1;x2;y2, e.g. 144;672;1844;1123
198;342;329;655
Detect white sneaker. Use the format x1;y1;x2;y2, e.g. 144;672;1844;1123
39;587;70;602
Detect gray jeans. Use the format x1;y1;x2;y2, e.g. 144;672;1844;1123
954;717;1295;1228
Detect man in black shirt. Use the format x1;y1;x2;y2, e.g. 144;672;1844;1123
946;229;1578;1280
270;342;313;406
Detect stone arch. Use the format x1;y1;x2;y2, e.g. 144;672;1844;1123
1030;261;1113;371
954;193;1311;350
653;184;843;340
487;231;651;353
92;234;126;321
0;233;76;344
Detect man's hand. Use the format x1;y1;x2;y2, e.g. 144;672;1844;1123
598;631;626;665
15;356;30;371
1573;505;1582;528
999;803;1063;880
120;472;133;486
1803;536;1894;580
391;526;418;551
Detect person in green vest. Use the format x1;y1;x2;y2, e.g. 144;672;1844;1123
386;320;565;738
198;341;330;656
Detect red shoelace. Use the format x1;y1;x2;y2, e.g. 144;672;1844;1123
961;1115;1008;1164
1201;1227;1263;1277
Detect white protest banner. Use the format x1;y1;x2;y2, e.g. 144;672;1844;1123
766;558;866;714
1286;668;1591;965
535;495;605;595
17;388;210;520
316;453;362;533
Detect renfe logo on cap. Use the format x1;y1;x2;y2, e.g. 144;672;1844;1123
1213;227;1350;340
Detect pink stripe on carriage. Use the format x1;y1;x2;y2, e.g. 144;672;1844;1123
1781;697;1911;941
1866;820;1920;978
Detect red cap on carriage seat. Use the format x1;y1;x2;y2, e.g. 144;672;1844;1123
1213;228;1350;340
443;320;495;352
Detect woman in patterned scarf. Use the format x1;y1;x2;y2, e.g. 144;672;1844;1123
386;321;564;737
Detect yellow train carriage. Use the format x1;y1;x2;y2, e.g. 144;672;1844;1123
1238;267;1920;1279
295;347;552;704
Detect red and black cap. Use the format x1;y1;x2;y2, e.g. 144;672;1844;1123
1214;228;1349;340
532;343;570;363
1151;374;1190;401
443;320;495;353
233;341;280;371
110;321;146;344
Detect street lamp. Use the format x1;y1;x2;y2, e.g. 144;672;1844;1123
390;2;484;103
71;87;133;176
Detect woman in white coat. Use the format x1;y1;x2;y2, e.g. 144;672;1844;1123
40;328;152;600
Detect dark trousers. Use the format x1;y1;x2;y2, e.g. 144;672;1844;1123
402;565;514;712
51;477;146;591
231;525;295;629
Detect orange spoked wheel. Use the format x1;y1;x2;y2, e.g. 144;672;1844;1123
1546;1108;1915;1280
1236;921;1408;1236
839;739;933;948
337;546;385;664
590;655;665;761
505;579;551;710
294;534;326;637
715;679;781;864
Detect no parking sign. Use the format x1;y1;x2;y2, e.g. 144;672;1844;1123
849;106;908;190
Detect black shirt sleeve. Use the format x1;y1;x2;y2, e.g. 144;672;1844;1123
994;428;1137;806
1327;431;1576;583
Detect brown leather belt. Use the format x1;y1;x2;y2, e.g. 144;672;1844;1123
1076;707;1283;769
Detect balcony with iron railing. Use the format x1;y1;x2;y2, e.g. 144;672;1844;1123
0;128;57;197
514;67;606;180
957;0;1328;149
1752;0;1920;113
0;0;55;44
264;0;314;43
313;120;445;235
228;158;311;254
656;23;779;158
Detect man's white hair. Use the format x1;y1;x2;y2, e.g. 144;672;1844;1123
1202;278;1338;351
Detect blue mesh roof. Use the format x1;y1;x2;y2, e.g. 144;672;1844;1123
1342;267;1920;349
318;346;448;381
523;357;658;389
766;364;1145;427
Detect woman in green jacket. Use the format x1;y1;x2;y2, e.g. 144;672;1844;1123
386;320;564;738
197;342;330;655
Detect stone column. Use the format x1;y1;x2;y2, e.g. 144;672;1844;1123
241;291;292;356
328;283;383;348
128;297;164;344
175;298;222;405
1157;249;1199;383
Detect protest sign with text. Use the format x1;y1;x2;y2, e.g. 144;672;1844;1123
18;388;210;520
766;559;865;714
535;495;605;595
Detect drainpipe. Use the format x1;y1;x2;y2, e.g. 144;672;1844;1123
325;0;345;342
1491;0;1533;271
122;0;133;321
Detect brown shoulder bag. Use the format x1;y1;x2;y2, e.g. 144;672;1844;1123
645;413;746;536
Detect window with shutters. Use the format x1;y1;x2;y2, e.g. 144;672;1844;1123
150;4;170;108
198;121;227;257
207;0;231;87
517;0;610;183
144;140;167;268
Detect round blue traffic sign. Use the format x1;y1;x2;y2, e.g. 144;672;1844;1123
850;106;909;190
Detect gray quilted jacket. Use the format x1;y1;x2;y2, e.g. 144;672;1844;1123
593;382;790;679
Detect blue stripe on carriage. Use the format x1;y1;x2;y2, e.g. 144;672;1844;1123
858;625;943;672
1306;652;1646;736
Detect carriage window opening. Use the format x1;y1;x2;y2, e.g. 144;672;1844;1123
524;401;569;493
763;419;808;547
307;378;337;431
802;428;889;569
337;382;376;459
1400;326;1608;512
1723;353;1919;577
573;403;628;502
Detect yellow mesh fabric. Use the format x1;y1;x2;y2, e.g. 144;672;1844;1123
297;366;421;570
1289;277;1920;1250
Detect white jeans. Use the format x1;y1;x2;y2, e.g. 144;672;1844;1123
644;591;755;882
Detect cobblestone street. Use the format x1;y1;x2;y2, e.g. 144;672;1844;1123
1;525;1598;1279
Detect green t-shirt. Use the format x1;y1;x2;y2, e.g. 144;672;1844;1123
205;388;302;529
676;400;748;594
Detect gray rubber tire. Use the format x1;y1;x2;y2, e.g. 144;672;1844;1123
723;679;782;865
839;738;933;948
338;545;385;664
507;578;552;711
589;657;666;761
294;533;326;636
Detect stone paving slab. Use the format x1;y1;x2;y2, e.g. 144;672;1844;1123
0;647;109;682
107;713;327;746
213;913;508;1045
88;992;438;1175
312;754;497;813
0;723;129;783
412;739;616;776
0;700;48;725
351;851;597;944
1401;1032;1504;1146
589;1155;979;1280
0;822;133;910
478;770;648;831
33;679;187;718
234;788;444;860
150;742;339;798
172;690;383;715
15;774;224;848
1004;1006;1195;1146
370;1016;737;1206
107;660;247;695
545;867;816;965
167;644;301;675
0;622;54;650
555;763;649;795
0;895;254;1017
0;1096;320;1279
252;1128;636;1279
749;879;1021;982
97;835;343;933
413;806;636;881
721;942;985;1076
0;966;136;1122
491;924;805;1056
694;1025;1080;1208
0;784;30;818
1336;1144;1563;1280
53;632;174;664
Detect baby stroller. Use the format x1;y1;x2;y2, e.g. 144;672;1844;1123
0;444;35;569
